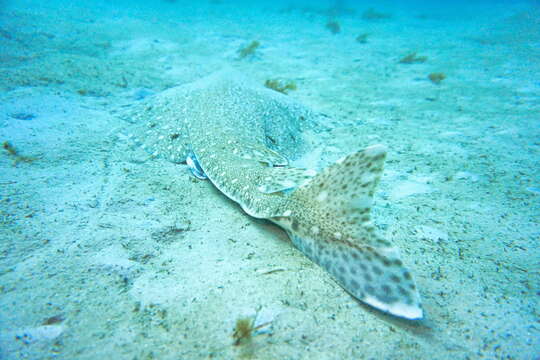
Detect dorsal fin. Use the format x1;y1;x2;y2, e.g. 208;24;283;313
296;144;387;243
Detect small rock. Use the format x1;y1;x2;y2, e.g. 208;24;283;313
10;112;36;121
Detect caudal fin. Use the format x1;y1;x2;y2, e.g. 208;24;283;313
287;144;423;319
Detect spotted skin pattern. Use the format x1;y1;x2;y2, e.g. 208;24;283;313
126;73;423;320
274;146;422;319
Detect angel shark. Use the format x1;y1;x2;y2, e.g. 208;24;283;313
126;72;423;320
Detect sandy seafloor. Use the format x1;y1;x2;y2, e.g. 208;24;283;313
0;0;539;359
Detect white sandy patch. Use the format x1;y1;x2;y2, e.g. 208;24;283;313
0;325;64;355
91;244;137;271
415;225;449;243
390;179;433;200
455;171;479;182
111;37;180;55
438;131;462;137
129;274;182;306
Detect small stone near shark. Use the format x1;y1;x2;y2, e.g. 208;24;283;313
124;71;423;320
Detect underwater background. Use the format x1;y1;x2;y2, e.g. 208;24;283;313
0;0;539;359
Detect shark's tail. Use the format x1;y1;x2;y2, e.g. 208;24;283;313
286;144;423;319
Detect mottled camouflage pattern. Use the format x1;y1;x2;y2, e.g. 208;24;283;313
125;72;423;319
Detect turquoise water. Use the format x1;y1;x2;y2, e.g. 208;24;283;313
0;1;539;359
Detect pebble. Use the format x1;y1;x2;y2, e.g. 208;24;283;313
10;112;36;121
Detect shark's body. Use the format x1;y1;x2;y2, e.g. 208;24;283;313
127;72;423;320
